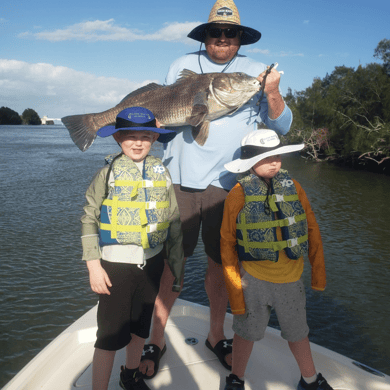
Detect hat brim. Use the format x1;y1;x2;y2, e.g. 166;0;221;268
225;143;305;173
97;125;177;143
187;22;261;45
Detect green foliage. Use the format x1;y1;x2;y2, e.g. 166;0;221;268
22;108;41;125
374;38;390;74
0;106;22;125
285;41;390;167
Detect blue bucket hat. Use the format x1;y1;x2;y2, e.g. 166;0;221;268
97;107;176;143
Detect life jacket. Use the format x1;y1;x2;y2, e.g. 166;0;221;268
236;169;308;262
99;153;171;249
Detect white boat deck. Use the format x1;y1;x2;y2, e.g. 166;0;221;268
3;299;390;390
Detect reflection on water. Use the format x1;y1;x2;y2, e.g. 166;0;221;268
0;126;389;387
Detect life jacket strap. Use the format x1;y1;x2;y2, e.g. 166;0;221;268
238;234;308;253
245;194;299;213
238;212;308;254
99;221;170;249
114;180;167;197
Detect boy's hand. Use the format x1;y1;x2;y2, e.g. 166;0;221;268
86;259;112;295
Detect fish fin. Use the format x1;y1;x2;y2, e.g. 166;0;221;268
61;114;98;152
120;83;163;103
185;91;209;127
193;90;208;106
192;121;210;146
177;69;198;82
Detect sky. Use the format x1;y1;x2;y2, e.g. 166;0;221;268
0;0;388;120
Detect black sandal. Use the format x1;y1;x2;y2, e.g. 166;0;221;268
205;338;233;370
140;344;167;379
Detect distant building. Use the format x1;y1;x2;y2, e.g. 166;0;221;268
41;116;55;125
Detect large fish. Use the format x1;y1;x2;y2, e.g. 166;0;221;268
62;69;260;151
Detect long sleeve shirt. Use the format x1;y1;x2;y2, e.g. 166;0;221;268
221;179;326;315
80;159;185;292
162;51;293;191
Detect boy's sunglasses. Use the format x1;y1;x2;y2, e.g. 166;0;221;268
207;27;241;39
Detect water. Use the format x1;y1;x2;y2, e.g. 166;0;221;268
1;125;389;387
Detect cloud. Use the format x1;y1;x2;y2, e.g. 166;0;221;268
246;48;303;57
0;59;156;117
303;20;309;24
18;19;201;44
246;48;270;55
277;51;304;57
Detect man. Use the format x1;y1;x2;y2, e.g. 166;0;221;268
139;0;292;378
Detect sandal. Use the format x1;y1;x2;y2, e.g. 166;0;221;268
140;344;167;379
205;338;233;370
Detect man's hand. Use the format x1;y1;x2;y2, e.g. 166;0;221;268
257;65;281;95
257;64;285;119
86;259;112;295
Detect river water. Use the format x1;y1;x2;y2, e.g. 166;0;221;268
0;125;389;387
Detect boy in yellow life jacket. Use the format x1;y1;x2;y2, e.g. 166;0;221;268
220;130;333;390
80;107;184;390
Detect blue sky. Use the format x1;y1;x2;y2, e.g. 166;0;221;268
0;0;388;120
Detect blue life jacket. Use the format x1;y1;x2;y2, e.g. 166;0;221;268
236;169;308;262
99;153;171;249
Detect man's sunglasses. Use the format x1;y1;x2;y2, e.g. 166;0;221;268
207;27;241;39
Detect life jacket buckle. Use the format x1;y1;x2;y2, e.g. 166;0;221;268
287;238;298;247
274;194;284;202
148;201;157;209
287;216;296;225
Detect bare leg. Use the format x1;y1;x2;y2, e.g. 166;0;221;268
140;256;232;375
126;334;147;369
288;336;316;377
139;260;182;376
92;348;116;390
231;333;254;378
204;257;232;367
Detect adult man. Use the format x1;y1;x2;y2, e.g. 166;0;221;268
139;0;292;378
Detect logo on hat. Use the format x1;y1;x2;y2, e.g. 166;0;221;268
259;135;278;145
216;7;233;16
128;112;151;121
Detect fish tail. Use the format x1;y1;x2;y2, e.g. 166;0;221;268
61;113;98;152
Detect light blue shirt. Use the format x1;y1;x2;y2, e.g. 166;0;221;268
162;50;293;191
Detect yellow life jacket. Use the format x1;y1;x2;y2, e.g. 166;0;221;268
99;153;170;249
236;169;308;262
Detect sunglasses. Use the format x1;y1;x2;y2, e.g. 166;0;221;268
207;27;241;39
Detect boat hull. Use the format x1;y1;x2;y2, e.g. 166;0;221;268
3;299;390;390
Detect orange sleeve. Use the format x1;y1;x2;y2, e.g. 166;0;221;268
294;180;326;291
220;184;246;315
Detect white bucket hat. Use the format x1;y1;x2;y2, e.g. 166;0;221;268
224;129;304;173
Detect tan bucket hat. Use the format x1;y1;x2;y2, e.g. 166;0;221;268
187;0;261;45
224;130;305;173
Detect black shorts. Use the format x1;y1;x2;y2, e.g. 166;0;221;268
174;184;228;264
94;252;164;351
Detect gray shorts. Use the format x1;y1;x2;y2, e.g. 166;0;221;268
233;271;309;342
173;184;228;264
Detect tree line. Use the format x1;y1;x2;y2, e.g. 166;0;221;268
0;107;41;125
284;38;390;172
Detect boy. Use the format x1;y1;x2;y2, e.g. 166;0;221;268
220;129;333;390
81;107;184;390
